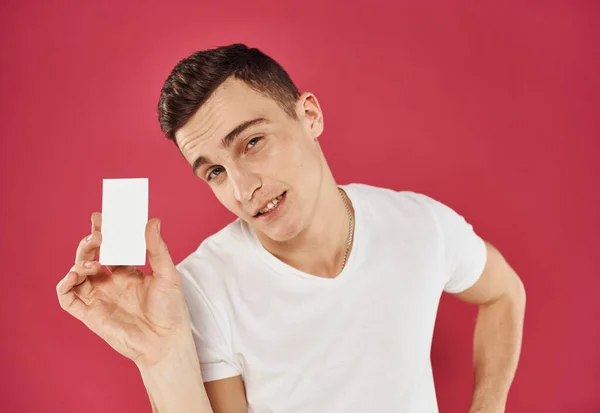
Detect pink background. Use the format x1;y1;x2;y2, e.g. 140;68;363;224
1;0;598;412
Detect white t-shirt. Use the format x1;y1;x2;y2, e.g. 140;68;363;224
177;183;487;413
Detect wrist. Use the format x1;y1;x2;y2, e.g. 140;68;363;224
136;332;198;372
137;335;213;413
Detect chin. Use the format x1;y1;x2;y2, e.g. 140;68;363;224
259;219;304;243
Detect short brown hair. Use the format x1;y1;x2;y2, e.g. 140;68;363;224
158;43;301;142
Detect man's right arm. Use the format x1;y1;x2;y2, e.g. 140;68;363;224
137;333;247;413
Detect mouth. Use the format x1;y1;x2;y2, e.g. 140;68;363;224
254;191;286;218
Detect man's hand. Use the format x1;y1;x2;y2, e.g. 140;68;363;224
56;212;194;368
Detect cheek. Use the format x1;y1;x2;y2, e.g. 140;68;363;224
213;186;238;214
291;141;321;177
273;135;318;171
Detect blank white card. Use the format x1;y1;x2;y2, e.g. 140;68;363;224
99;178;148;266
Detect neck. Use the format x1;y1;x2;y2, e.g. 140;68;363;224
256;174;354;279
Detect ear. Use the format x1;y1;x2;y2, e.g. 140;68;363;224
297;92;324;140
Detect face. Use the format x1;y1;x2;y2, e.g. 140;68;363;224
175;78;325;242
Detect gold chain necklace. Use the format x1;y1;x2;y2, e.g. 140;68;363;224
339;187;354;272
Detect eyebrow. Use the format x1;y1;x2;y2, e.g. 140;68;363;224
192;117;268;174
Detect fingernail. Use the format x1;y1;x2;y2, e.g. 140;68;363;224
158;221;161;234
83;261;93;268
86;234;93;242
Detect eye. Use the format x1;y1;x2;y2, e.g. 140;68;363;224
207;166;224;181
245;137;262;152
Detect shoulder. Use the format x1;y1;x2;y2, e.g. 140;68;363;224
175;219;247;300
344;182;441;221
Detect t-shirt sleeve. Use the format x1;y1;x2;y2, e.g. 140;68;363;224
177;259;242;382
419;193;488;294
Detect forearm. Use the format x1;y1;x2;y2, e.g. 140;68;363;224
469;280;526;413
137;334;214;413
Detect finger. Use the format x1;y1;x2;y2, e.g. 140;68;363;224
71;260;104;300
145;218;178;282
75;230;102;264
56;271;88;321
91;212;102;233
90;212;118;272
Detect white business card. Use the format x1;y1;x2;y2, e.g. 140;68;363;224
99;178;148;266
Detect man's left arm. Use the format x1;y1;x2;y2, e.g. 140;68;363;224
451;240;526;413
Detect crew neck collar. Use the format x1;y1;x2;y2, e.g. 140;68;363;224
241;184;362;283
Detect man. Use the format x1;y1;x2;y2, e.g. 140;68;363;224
56;44;526;413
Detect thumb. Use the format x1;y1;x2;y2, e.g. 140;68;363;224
145;218;177;280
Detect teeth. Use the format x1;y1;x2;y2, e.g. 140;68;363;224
259;194;283;214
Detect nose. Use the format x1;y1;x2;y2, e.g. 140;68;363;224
228;166;261;203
